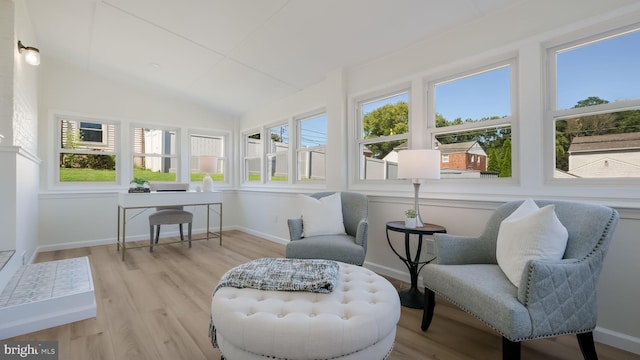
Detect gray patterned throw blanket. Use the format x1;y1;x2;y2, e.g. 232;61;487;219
209;258;339;348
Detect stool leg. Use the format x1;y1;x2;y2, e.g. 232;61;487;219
179;224;184;241
155;225;160;244
188;222;192;248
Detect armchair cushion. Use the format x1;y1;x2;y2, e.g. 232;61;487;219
299;193;346;237
496;199;568;288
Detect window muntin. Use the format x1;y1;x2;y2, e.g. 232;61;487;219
550;27;640;179
267;124;289;182
429;62;513;179
133;127;179;182
244;132;262;182
190;134;225;183
357;91;409;180
297;113;326;181
58;118;117;183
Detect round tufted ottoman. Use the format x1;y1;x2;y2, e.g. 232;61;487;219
210;261;401;360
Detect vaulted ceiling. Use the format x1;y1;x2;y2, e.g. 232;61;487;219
25;0;523;116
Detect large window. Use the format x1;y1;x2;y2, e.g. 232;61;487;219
356;90;410;180
190;133;226;183
267;123;289;182
244;131;262;182
132;126;179;182
57;117;117;183
549;27;640;179
297;112;326;181
430;63;514;179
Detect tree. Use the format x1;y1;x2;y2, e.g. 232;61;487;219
363;102;408;159
499;138;512;177
487;143;500;172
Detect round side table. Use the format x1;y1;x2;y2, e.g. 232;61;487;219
386;221;446;308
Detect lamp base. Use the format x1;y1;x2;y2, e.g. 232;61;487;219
413;181;424;227
202;174;214;192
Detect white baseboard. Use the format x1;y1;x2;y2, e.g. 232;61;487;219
233;226;289;245
595;326;640;355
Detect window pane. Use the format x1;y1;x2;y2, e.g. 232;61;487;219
246;133;261;157
191;135;224;182
435;126;511;178
269;125;289;150
59;154;116;182
59;119;117;183
297;149;325;180
245;158;261;182
300;114;326;147
557;29;640;110
360;141;406;180
362;92;409;139
268;154;288;181
133;128;176;155
435;66;510;126
133;156;177;181
555;109;640;178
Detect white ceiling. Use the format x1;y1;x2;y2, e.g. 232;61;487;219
25;0;523;116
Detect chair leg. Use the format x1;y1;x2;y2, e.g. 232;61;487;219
188;222;192;248
421;288;436;331
179;224;184;241
155;225;161;244
149;225;154;252
502;337;521;360
577;332;598;360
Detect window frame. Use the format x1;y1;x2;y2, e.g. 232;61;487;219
425;58;518;182
545;24;640;185
295;109;327;184
188;130;231;187
265;121;290;184
242;129;264;184
54;113;120;188
353;85;412;183
131;124;181;183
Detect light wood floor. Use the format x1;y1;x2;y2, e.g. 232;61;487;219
8;230;640;360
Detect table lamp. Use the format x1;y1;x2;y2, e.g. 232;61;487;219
200;156;216;192
397;149;441;227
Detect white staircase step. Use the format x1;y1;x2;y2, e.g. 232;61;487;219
0;256;96;339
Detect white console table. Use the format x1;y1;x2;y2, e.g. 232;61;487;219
117;191;223;261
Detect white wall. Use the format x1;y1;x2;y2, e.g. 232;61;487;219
36;58;237;250
235;0;640;354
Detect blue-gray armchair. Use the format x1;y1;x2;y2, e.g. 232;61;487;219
286;192;368;266
421;200;619;360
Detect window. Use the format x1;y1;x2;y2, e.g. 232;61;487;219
297;112;326;181
57;117;117;183
132;126;179;182
267;123;289;182
190;134;226;183
356;90;410;180
429;63;514;179
244;131;262;182
550;27;640;179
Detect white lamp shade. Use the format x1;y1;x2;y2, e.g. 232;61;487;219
397;149;441;180
199;156;217;174
24;49;40;66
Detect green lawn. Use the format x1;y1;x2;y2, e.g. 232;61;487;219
60;168;224;182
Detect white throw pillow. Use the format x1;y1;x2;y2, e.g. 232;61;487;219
496;199;569;288
300;193;346;237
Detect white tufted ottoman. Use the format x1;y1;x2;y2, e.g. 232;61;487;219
210;261;401;360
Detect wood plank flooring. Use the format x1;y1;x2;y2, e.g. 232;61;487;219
8;231;640;359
